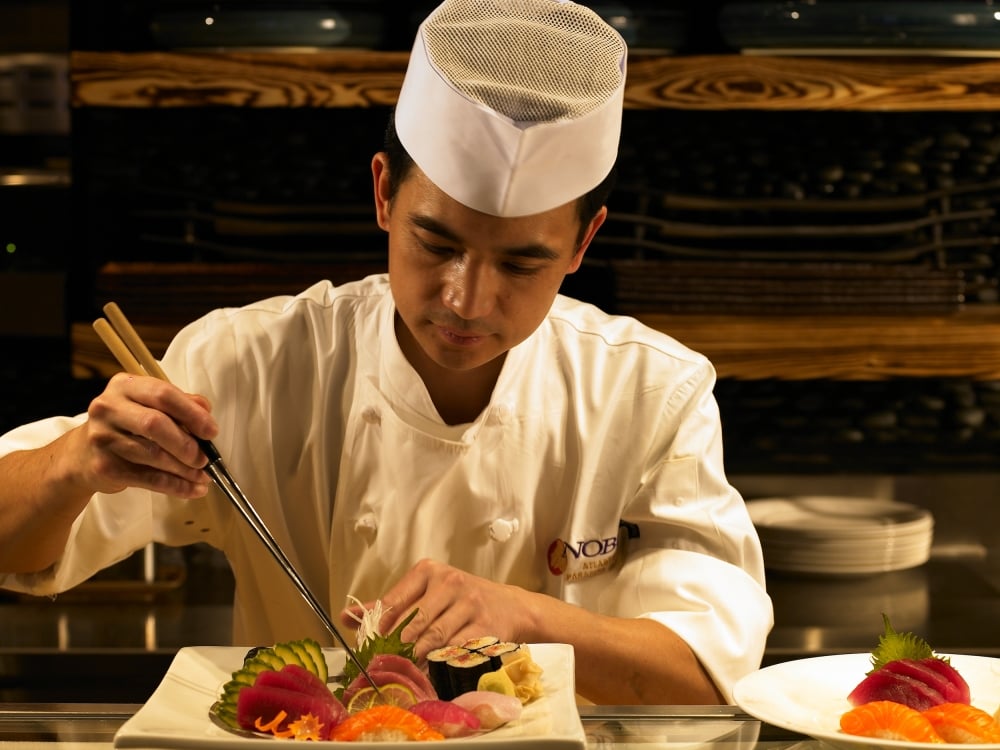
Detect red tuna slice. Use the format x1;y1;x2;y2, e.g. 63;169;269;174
919;657;971;704
368;653;438;700
409;699;482;738
880;659;969;705
254;664;336;701
236;684;346;738
847;668;946;711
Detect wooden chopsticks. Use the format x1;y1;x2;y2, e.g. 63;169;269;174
93;302;224;468
93;302;169;381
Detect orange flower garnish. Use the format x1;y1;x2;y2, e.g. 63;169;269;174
285;713;326;741
254;711;326;741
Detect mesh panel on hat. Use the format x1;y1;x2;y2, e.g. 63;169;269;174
421;0;626;123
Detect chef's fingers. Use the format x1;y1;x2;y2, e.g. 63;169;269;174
186;392;212;410
375;557;439;630
100;372;219;467
113;372;219;441
379;560;503;658
405;593;510;660
101;447;211;498
78;373;216;496
74;418;211;499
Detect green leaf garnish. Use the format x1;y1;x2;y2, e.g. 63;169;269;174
868;612;936;673
335;609;419;698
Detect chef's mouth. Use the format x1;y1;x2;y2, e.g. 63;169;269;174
428;313;491;340
437;324;489;345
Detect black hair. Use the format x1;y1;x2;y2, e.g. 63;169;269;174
381;109;617;244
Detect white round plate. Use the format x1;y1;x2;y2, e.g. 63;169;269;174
747;498;933;539
759;542;932;559
733;653;1000;750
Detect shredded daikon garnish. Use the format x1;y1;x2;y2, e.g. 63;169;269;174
344;595;391;648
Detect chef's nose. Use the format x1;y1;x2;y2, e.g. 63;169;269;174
443;260;496;320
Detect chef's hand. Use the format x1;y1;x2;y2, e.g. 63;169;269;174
341;558;536;659
73;371;218;498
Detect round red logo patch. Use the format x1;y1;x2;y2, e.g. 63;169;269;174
547;538;569;576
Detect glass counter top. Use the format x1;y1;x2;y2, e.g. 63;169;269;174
0;704;810;749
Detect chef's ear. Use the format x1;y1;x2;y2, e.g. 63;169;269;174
568;205;608;273
372;152;392;231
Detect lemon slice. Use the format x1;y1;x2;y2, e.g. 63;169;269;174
345;682;416;714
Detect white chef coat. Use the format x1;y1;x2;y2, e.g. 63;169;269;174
0;274;772;701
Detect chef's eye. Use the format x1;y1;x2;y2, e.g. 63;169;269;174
419;239;456;258
503;262;541;276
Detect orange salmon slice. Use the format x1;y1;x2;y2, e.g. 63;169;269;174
840;701;945;743
922;703;1000;743
330;704;445;742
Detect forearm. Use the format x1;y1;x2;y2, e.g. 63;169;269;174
0;430;93;573
523;592;725;705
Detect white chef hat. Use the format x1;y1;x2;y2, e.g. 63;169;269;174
394;0;628;218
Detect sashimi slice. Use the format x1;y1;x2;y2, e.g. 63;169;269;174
329;704;444;742
848;667;946;710
919;658;972;705
367;653;439;700
340;670;430;708
840;700;944;743
451;690;523;730
254;664;336;702
236;684;345;739
880;659;967;706
409;699;482;738
922;703;1000;743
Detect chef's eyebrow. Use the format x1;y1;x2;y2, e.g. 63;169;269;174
410;213;562;261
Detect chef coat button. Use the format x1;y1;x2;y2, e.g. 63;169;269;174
489;517;519;542
489;405;510;425
361;407;381;425
354;512;378;543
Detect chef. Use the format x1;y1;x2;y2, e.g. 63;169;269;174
0;0;772;704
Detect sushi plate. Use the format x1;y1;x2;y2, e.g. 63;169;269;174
733;653;1000;750
113;644;585;749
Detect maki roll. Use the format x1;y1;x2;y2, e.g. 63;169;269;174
426;645;468;700
446;651;494;697
479;641;520;670
461;636;499;652
427;636;525;700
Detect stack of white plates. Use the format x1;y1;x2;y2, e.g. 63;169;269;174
746;496;934;576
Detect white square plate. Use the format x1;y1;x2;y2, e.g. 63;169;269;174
114;644;585;749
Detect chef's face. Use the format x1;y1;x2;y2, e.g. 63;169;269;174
372;153;606;375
